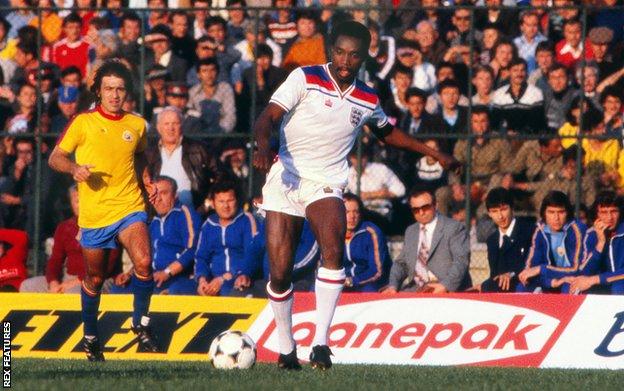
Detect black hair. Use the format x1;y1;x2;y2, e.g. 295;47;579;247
330;21;371;55
408;187;436;204
471;105;490;118
509;57;528;70
581;108;604;133
256;43;274;60
437;78;460;94
562;144;582;165
63;12;83;27
154;175;178;194
537;137;556;148
392;63;414;79
90;59;134;98
486;187;514;210
547;63;568;77
435;61;455;77
205;16;228;31
539;191;573;222
196;57;220;73
120;11;141;26
343;192;365;213
210;179;240;200
535;41;555;54
405;87;428;102
600;85;622;105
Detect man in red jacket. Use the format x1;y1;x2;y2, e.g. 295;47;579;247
20;186;120;293
0;228;28;291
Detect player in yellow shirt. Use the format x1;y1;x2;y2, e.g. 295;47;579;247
49;60;159;361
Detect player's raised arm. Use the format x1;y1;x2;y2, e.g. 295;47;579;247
252;102;286;172
374;125;461;173
48;146;93;182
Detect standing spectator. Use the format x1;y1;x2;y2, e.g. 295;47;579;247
145;106;215;208
188;58;236;133
114;177;201;295
20;186;120;293
477;24;500;66
382;189;471;293
514;11;548;74
118;12;142;66
478;187;534;293
346;146;406;220
205;16;242;83
555;19;594;71
169;10;196;66
317;0;352;44
518;191;586;292
528;41;555;92
50;86;80;134
0;227;28;291
342;193;391;292
195;181;259;296
491;58;546;134
543;64;578;132
51;13;91;80
145;24;189;83
281;10;327;72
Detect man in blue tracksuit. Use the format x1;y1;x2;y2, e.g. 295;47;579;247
342;193;391;292
565;191;624;294
518;191;586;292
111;176;201;295
195;181;259;296
245;219;319;293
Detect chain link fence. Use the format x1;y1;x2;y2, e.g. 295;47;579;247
0;3;623;286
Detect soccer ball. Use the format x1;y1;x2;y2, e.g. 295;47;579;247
209;330;257;369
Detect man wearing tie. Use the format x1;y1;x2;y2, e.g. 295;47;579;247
383;188;471;293
478;187;535;292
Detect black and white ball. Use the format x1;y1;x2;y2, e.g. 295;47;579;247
209;330;257;369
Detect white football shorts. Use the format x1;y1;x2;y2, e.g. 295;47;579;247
260;160;344;218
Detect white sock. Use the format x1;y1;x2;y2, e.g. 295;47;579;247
313;267;346;347
266;282;295;355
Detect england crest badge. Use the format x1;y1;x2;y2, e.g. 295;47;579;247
350;107;364;127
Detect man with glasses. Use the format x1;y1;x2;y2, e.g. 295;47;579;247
382;188;471;294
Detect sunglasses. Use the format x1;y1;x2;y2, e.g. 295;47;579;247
411;203;433;214
455;15;470;21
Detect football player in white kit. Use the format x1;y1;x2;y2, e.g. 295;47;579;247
253;21;460;370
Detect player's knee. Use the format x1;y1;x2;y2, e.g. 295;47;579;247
270;272;292;293
86;275;105;291
133;260;152;278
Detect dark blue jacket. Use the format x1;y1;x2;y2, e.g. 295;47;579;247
579;222;624;294
149;203;202;274
195;210;259;280
486;218;534;279
343;221;391;291
525;219;586;289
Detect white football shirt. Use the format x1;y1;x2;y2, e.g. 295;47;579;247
269;63;389;187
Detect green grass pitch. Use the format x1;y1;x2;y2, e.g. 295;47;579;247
11;359;624;390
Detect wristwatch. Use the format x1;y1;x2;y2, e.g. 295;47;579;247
164;267;172;277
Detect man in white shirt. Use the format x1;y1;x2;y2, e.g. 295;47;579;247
252;21;459;371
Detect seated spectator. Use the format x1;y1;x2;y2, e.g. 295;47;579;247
145;24;189;83
51;13;90;81
478;187;534;292
489;39;517;89
151;83;202;136
74;0;97;37
601;86;623;138
382;188;471;293
5;83;37;134
5;0;34;39
234;20;282;78
89;29;120;72
365;21;396;81
432;79;468;153
475;0;519;38
50;86;80;135
447;7;482;48
144;65;169;122
555;18;594;71
476;23;500;67
514;11;548;74
558;95;586;149
543;64;578;132
226;0;248;43
282;10;327;72
266;0;298;55
379;64;413;125
518;190;586;292
186;36;220;87
114;177;201;295
145;0;169;32
100;0;124;32
395;39;436;93
528;41;556;92
591;0;624;43
413;139;448;195
28;0;62;46
506;137;564;193
0;227;27;291
471;65;495;106
145;106;215;208
246;218;319;294
188;58;237;133
491;58;546;134
415;20;447;67
343;193;391;292
21;186;120;293
566;191;624;294
576;64;601;108
346;146;406;220
195;181;259;296
204;16;242;84
588;27;619;85
117;12;142;66
217;140;263;204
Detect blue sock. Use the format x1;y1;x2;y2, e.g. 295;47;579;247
81;285;101;337
131;273;154;327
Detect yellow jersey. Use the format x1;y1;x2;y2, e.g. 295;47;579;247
58;106;148;228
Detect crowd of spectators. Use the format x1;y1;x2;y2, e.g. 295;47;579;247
1;1;624;296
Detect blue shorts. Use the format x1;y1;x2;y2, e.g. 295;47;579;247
79;211;148;249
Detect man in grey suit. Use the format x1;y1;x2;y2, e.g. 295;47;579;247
382;189;471;293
